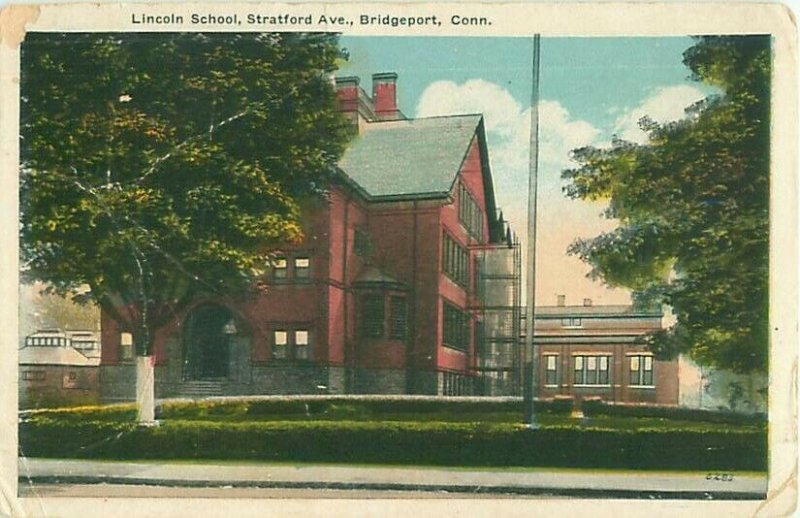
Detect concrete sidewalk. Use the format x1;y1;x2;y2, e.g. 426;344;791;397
18;458;768;500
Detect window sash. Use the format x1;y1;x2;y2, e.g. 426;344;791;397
458;183;484;240
294;257;311;279
443;233;469;287
574;355;611;386
273;330;288;359
629;355;655;386
389;296;407;340
273;258;288;280
443;302;470;351
362;294;385;339
545;355;558;386
294;330;310;360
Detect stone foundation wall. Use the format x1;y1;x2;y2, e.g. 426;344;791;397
102;359;485;399
350;367;406;394
99;364;136;403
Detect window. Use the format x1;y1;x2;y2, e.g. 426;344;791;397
629;355;654;386
545;354;559;386
273;257;288;280
389;296;407;340
443;301;470;351
120;332;134;360
273;330;288;359
63;371;78;389
355;229;371;258
443;233;469;287
574;355;611;386
22;370;46;381
560;317;582;328
294;257;311;279
294;330;310;360
458;182;484;240
362;294;385;339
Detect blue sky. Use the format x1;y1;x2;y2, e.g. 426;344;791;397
339;36;714;306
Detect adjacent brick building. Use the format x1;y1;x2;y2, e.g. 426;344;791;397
527;297;679;405
99;72;522;401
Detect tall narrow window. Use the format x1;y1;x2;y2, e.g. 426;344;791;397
294;257;310;279
273;330;288;359
120;332;134;360
629;355;654;386
574;355;585;385
443;301;470;351
458;182;484;240
354;229;371;258
362;294;385;339
443;233;469;287
545;354;559;386
273;257;288;280
390;296;407;340
294;330;310;360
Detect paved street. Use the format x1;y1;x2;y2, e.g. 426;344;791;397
18;458;767;500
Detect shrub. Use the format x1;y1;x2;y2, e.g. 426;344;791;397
18;417;767;471
580;400;767;425
538;396;574;415
20;404;137;423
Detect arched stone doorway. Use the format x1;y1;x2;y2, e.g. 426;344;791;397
182;304;237;380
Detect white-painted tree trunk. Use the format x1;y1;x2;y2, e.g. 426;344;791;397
136;355;156;424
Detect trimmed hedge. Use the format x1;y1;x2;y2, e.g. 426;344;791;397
580;399;767;425
22;397;576;422
19;417;767;471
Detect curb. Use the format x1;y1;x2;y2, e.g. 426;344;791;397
20;475;767;500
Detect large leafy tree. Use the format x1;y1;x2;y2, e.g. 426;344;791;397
20;33;351;416
562;36;770;373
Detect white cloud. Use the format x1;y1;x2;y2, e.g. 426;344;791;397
416;80;600;189
415;79;630;304
613;85;706;143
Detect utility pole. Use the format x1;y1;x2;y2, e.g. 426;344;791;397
523;34;541;427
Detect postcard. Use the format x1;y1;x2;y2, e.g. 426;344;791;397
1;2;797;516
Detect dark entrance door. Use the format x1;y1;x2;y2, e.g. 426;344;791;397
183;304;234;380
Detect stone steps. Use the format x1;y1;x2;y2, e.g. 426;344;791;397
177;379;225;398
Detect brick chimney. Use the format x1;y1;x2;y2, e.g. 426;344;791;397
372;72;400;120
335;76;361;115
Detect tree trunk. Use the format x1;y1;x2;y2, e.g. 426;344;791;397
135;355;156;424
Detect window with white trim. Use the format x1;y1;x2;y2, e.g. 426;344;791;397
573;355;611;386
544;354;559;386
629;354;654;386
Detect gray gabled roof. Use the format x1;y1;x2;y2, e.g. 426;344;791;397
338;114;483;200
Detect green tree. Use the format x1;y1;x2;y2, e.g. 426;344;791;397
20;32;351;419
562;36;770;373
